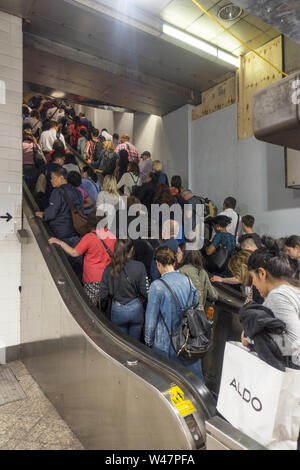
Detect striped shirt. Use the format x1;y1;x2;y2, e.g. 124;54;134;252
115;142;139;162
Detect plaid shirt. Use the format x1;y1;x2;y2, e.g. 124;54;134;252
115;142;139;162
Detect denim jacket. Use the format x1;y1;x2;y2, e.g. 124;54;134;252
145;271;199;357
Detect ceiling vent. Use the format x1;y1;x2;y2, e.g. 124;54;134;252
218;3;243;21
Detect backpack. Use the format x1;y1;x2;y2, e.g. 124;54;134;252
99;149;116;174
159;277;212;362
92;140;103;162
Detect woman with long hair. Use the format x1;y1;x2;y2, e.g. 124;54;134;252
117;161;142;196
178;247;218;310
99;238;149;340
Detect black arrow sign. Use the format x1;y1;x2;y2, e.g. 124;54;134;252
0;213;12;222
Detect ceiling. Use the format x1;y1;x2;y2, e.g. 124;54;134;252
232;0;300;45
0;0;281;115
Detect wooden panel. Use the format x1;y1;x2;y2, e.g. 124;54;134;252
192;75;237;121
238;36;283;139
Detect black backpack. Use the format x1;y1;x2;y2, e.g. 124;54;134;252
99;149;116;174
92;140;103;163
159;277;212;362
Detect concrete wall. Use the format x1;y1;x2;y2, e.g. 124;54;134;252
0;12;23;361
191;104;300;238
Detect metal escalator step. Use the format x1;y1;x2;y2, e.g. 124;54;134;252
0;367;27;406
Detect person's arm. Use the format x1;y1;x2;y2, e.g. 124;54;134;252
48;237;80;257
144;283;160;347
206;244;216;256
117;173;127;190
137;264;149;299
210;275;240;285
99;268;111;300
41;190;61;222
83;196;94;209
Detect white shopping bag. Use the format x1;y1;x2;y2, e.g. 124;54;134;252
217;342;285;447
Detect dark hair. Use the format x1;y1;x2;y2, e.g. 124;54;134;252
171;175;182;192
22;105;30;117
113;133;119;140
31;109;40;119
128;161;140;177
92;127;99;137
154;246;176;267
101;128;108;133
51;167;67;179
23;122;32;132
52;139;65;151
141;151;151;158
248;236;294;279
224;197;236;210
67;171;82;187
149;171;159;185
87;213;105;231
52;149;65;161
64;152;77;165
242;215;255;228
285;235;300;248
211;215;232;228
179;249;204;274
42;120;51;131
154;185;176;206
110;238;134;278
238;234;258;249
82;165;98;183
50;120;57;128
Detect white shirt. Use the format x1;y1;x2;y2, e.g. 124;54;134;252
39;129;66;152
102;131;112;141
218;208;241;238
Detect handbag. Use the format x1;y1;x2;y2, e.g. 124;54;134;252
206;245;231;272
63;188;89;237
217;342;300;449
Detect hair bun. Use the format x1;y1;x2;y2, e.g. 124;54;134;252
261;236;281;256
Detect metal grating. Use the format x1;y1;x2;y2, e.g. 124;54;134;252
0;367;27;406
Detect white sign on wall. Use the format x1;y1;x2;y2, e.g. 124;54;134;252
0;202;14;239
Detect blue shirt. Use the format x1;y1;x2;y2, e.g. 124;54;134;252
145;271;199;357
80;178;101;214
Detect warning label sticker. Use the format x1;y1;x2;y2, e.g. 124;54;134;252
168;385;196;417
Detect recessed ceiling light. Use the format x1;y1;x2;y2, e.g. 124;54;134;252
218;4;243;21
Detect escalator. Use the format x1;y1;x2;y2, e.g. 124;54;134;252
20;148;245;450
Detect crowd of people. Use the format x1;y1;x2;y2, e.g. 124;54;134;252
22;96;300;448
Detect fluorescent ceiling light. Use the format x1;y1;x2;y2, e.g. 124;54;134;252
163;23;240;68
218;50;240;67
163;24;217;57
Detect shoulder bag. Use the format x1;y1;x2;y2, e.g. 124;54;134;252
93;232;113;319
63;187;89;237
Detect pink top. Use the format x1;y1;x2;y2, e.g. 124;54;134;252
23;141;42;165
77;187;89;200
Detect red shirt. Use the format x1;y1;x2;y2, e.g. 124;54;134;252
75;229;116;284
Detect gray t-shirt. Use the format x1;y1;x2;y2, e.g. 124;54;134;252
263;284;300;366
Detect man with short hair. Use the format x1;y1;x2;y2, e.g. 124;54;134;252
139;151;153;183
39;120;66;154
241;215;261;247
115;134;139;162
219;196;241;238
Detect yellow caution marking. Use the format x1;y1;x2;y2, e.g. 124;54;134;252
168;386;196;417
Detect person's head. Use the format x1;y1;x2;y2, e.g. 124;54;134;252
30;109;40;120
223;197;236;210
154;246;177;275
179;248;204;274
51;167;67;188
102;175;118;196
119;149;129;163
67;171;82;188
42;120;51;131
113;133;119;141
177;242;185;265
81;165;98;183
101;128;108;133
247;236;295;297
110;238;134;278
211;215;232;233
52;149;65;166
285;235;300;260
79;112;85;118
91;127;99;138
23;122;32;132
229;250;252;287
127;195;141;209
80;128;88;138
87;213;106;232
238;234;258;252
128;161;140;177
141;151;151;161
242;215;255;232
22;105;30;117
162;219;179;240
50;120;57;129
23;129;34;142
152;160;162;172
171;175;182;193
64;152;77;165
103;140;114;151
120;133;130;143
52;139;65;152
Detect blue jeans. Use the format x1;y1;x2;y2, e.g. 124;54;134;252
111;298;144;341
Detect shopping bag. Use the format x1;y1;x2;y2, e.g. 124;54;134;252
217;341;284;447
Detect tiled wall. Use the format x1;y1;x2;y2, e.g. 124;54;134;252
0;12;23;359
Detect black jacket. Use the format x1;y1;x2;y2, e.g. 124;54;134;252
239;302;286;371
